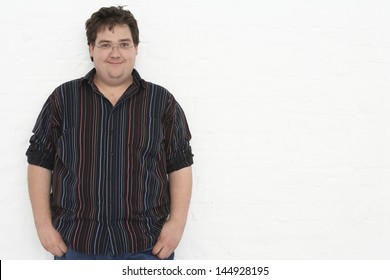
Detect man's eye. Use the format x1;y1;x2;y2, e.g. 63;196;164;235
120;42;130;48
99;43;111;48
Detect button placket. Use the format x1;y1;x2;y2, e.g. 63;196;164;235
107;113;115;209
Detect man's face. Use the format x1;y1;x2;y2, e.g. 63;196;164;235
89;24;138;87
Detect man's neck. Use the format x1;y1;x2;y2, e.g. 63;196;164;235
93;76;133;106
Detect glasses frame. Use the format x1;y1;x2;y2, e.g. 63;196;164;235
93;42;135;50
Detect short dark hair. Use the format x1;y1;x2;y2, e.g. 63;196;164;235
85;6;140;46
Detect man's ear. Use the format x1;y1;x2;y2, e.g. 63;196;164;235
89;44;94;62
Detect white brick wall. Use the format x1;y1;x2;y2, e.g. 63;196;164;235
1;0;390;259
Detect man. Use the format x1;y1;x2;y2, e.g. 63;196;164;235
26;6;193;260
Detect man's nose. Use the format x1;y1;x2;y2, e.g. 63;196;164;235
110;46;121;56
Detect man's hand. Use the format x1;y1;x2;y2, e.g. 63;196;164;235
152;218;184;259
37;224;68;257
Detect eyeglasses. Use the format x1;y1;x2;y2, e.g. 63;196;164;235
94;42;135;50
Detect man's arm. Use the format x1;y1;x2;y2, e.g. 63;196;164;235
27;164;67;257
152;166;192;259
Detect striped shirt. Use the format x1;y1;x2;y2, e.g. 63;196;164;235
26;69;194;255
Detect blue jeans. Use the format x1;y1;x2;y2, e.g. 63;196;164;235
54;248;174;260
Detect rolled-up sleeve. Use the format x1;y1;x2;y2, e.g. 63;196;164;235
164;96;194;174
26;97;57;170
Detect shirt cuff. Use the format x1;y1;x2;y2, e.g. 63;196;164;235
26;149;54;170
166;144;194;173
